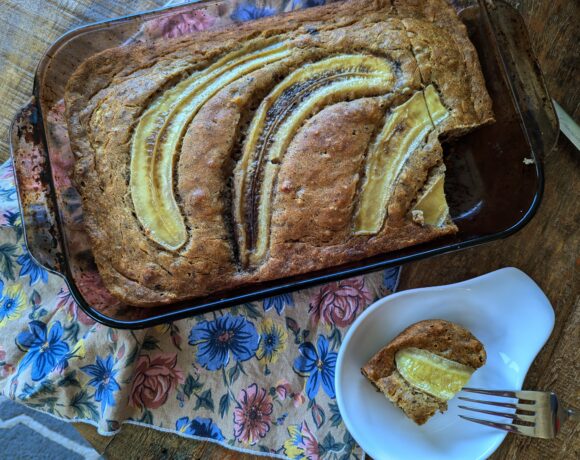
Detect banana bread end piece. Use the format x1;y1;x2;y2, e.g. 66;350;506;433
362;319;486;425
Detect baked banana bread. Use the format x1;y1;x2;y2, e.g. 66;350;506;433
65;0;493;306
361;319;487;424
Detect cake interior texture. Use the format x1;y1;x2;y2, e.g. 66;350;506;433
65;0;493;306
361;319;487;424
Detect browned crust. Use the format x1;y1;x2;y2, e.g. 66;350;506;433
361;319;487;383
64;0;494;306
377;370;448;425
361;319;486;424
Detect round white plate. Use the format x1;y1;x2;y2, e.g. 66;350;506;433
335;267;554;460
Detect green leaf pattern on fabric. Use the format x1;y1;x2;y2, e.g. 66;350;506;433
0;0;402;448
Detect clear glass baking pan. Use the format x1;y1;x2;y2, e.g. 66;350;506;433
10;0;559;328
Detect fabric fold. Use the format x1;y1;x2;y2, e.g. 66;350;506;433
0;156;399;459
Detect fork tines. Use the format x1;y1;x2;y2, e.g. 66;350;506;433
462;387;537;402
457;387;550;438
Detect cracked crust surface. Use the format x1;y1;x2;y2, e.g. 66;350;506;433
65;0;493;306
361;319;487;424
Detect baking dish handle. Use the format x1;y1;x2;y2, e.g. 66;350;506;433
10;99;66;274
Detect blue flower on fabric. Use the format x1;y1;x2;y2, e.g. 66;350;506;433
176;416;225;440
256;319;287;364
293;335;337;399
0;283;27;327
16;250;48;286
81;355;121;416
231;3;276;21
0;186;17;202
382;266;400;292
263;292;294;315
2;210;20;228
16;320;69;381
188;314;260;371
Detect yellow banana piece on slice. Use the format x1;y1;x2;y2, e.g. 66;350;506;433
353;85;448;234
131;41;291;251
413;170;449;226
235;54;395;266
395;347;475;401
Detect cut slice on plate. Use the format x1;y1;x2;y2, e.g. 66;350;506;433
361;319;486;424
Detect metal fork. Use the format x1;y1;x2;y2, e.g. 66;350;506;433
458;388;579;438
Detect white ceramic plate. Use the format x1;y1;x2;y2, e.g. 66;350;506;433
335;267;554;460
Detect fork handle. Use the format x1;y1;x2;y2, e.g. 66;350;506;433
565;407;580;422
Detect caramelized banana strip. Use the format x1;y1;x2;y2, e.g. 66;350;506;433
131;41;290;250
412;170;449;226
353;85;448;234
235;55;395;266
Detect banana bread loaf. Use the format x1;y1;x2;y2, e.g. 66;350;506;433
65;0;493;306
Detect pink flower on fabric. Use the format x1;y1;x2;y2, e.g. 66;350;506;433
145;10;216;39
299;422;320;460
130;353;184;410
309;276;372;327
1;363;15;378
233;383;273;444
292;392;306;408
283;421;320;460
0;346;13;377
275;379;292;400
55;286;94;326
274;379;305;407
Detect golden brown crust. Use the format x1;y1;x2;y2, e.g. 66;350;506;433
65;0;493;306
377;370;448;425
361;319;487;383
361;319;486;424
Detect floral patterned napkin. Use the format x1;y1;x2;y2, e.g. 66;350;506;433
0;158;400;459
0;1;404;458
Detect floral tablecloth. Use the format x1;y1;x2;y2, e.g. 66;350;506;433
0;1;403;458
0;152;399;459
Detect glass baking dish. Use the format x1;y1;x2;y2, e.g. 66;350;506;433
10;0;558;328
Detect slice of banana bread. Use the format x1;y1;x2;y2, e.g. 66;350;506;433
361;319;486;424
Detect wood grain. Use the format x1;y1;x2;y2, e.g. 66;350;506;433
0;0;168;162
399;127;580;460
398;3;580;458
77;422;262;460
1;0;578;459
514;0;579;120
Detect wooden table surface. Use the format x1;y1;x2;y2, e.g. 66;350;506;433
1;0;578;459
